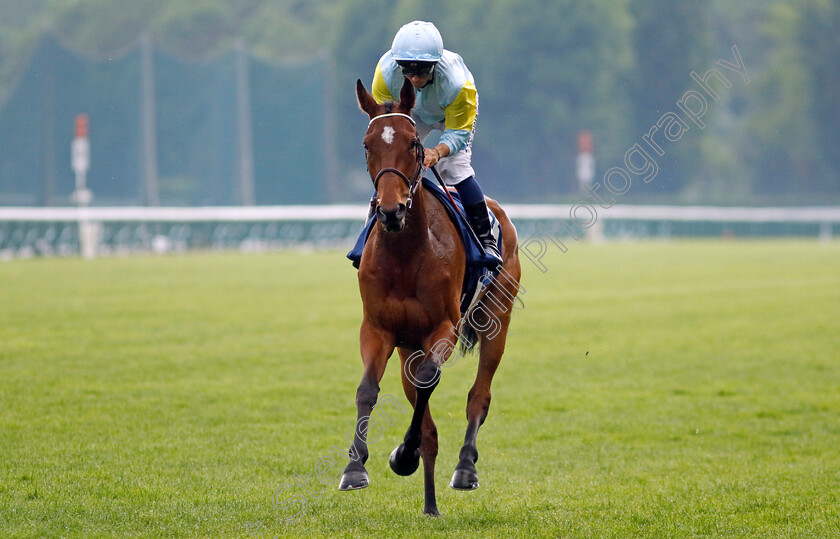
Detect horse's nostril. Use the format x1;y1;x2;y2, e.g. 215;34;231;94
377;205;402;219
375;204;406;231
375;206;392;224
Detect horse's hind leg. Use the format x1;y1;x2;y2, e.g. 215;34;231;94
394;345;443;516
451;307;512;490
339;322;394;491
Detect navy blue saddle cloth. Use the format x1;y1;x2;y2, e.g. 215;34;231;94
347;177;502;316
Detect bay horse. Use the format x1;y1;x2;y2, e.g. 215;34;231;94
338;77;522;517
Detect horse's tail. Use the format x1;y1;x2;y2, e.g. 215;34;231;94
458;321;479;355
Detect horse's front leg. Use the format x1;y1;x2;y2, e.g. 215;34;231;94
395;348;441;516
338;321;394;491
390;324;455;516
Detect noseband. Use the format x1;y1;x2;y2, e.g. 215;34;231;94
367;113;425;208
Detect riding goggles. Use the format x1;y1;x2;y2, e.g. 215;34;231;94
397;60;436;78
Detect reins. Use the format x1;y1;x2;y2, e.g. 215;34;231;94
366;112;480;244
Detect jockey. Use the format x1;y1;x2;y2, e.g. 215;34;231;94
370;20;502;264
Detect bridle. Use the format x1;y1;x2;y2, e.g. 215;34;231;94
366;112;425;208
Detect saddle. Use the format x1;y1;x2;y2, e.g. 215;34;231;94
347;178;502;316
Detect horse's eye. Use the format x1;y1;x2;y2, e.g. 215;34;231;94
363;143;370;152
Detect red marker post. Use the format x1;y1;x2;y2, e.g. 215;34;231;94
576;130;594;190
576;131;603;242
71;114;99;258
72;114;92;206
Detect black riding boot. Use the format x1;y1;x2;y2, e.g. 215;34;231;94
464;200;503;266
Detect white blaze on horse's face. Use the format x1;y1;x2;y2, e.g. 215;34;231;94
381;126;395;145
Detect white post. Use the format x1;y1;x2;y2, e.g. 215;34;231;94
819;222;832;243
72;114;99;259
577;130;603;242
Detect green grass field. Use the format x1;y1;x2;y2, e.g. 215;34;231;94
2;240;839;537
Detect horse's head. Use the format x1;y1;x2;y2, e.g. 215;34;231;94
356;78;423;233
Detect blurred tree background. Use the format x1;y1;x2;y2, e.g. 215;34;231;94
0;0;837;204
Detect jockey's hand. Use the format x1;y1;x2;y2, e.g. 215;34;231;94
423;147;441;169
424;144;450;169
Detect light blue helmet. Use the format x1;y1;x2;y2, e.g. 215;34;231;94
390;21;443;62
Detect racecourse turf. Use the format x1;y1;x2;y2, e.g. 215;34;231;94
1;240;838;538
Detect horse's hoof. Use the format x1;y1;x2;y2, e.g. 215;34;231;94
338;470;369;490
388;444;420;476
450;467;479;490
424;507;441;517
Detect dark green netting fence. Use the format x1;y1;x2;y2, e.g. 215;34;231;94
250;57;327;205
0;37;143;205
153;49;238;205
0;34;328;206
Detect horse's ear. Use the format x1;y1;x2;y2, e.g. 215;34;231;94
399;77;415;111
356;79;377;117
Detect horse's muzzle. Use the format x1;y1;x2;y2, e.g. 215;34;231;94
376;203;407;232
